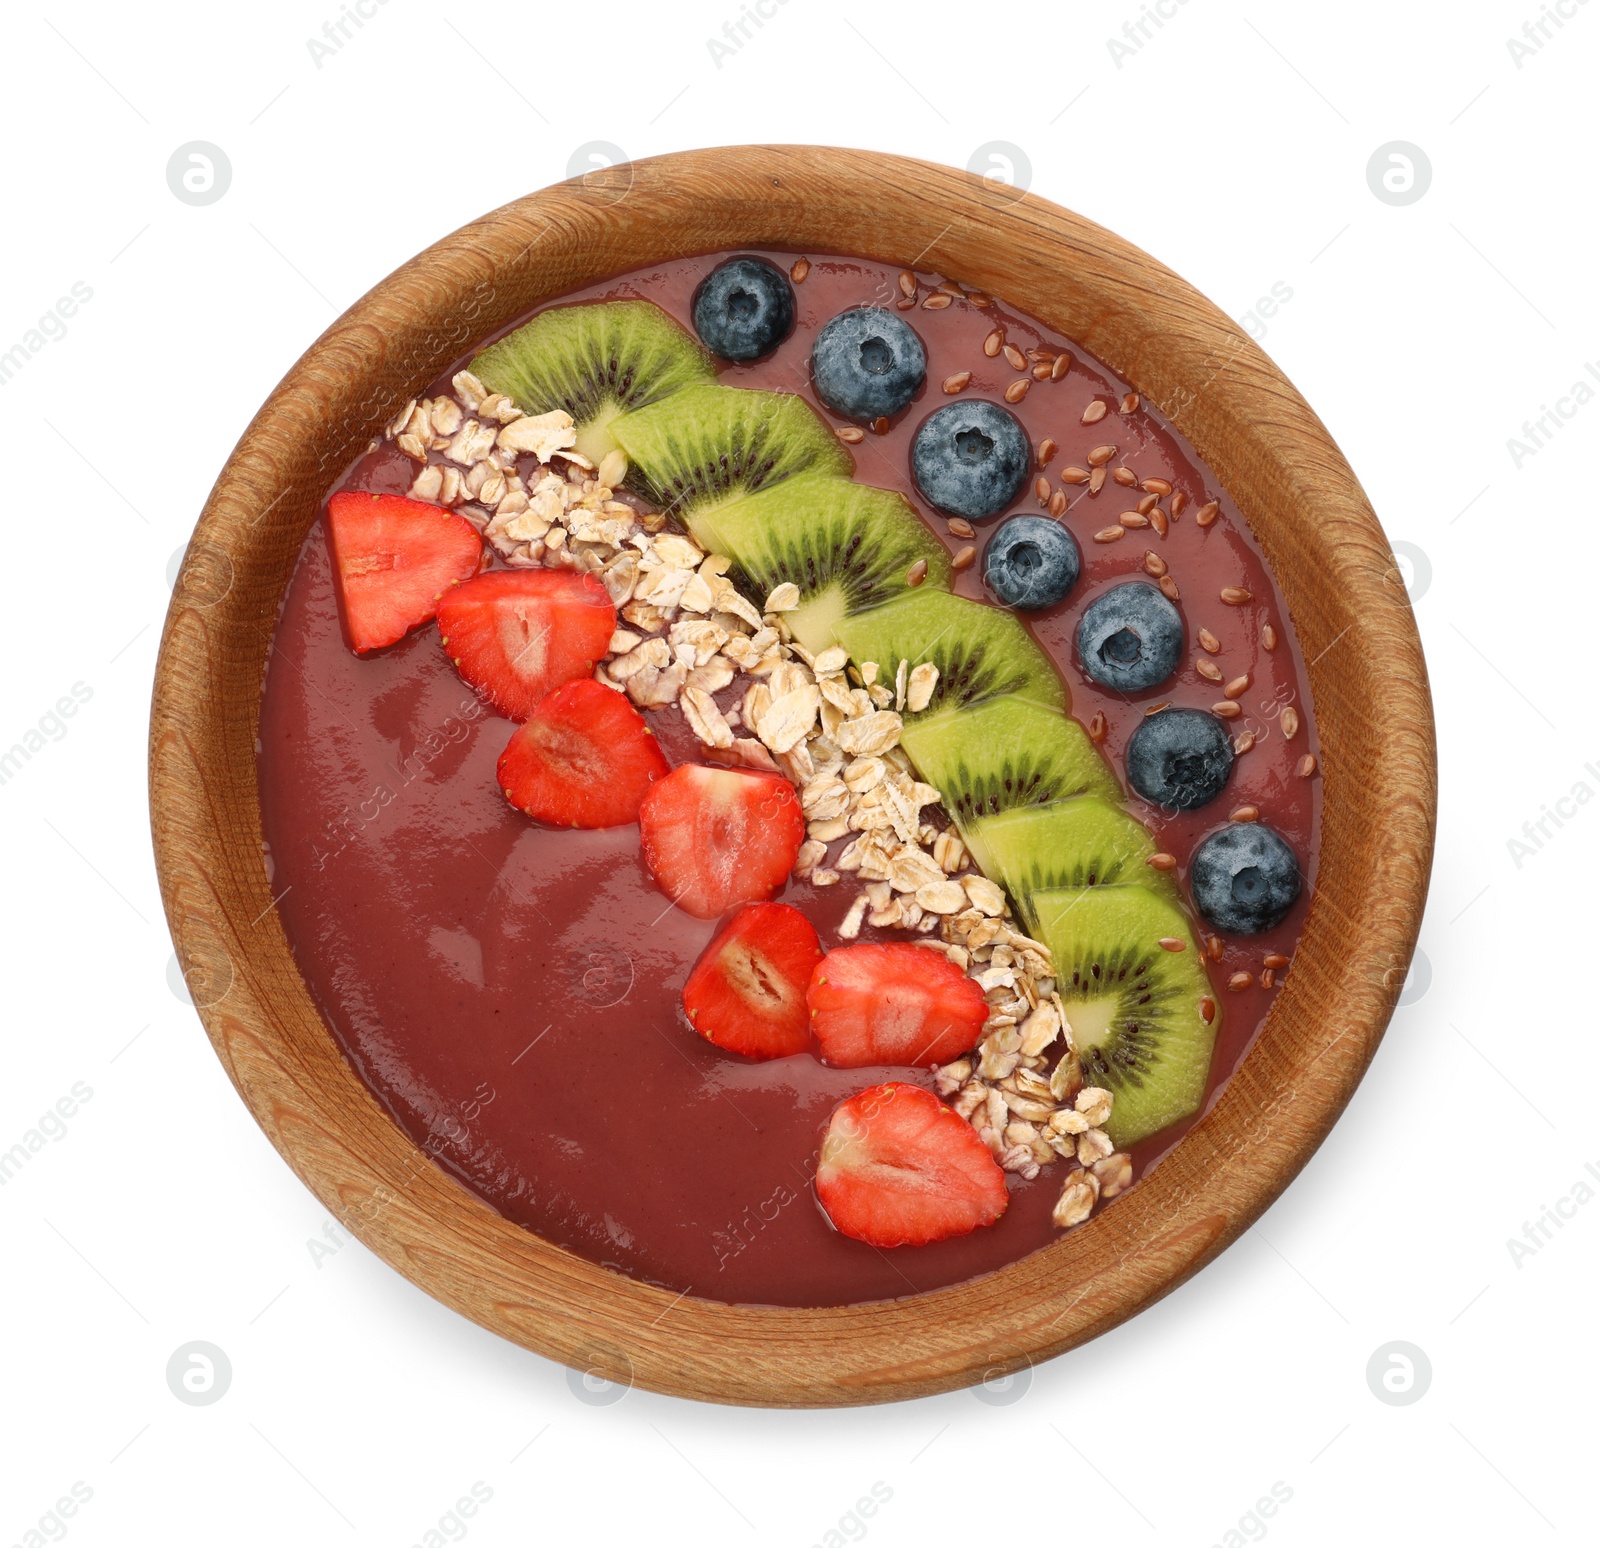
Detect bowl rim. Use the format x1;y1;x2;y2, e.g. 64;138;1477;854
149;144;1436;1408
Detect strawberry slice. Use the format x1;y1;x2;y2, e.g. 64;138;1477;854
324;491;482;654
497;679;669;828
637;764;805;920
816;1083;1008;1247
437;569;616;721
683;903;822;1059
808;943;989;1069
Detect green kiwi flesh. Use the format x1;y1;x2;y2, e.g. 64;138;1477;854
469;299;715;464
832;590;1065;721
1030;885;1217;1147
967;796;1176;931
689;473;953;654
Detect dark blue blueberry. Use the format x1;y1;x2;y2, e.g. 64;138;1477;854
1189;823;1302;934
810;307;926;421
1126;708;1234;812
1076;581;1183;692
910;400;1029;521
983;516;1081;609
691;256;795;362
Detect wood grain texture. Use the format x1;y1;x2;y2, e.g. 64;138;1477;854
149;146;1436;1407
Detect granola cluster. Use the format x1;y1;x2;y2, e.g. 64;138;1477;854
380;373;1133;1230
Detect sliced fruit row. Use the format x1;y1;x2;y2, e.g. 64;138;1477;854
470;297;1219;1149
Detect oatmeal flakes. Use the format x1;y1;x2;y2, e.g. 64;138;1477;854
409;464;444;502
1074;1086;1113;1128
620;600;668;632
1091;1153;1133;1198
680;685;733;748
1077;1128;1115;1165
833;710;903;757
838;894;870;940
756;685;820;754
495;409;577;460
686;657;736;695
451;371;487;410
906;662;940;714
634;566;694;609
962;874;1008;918
444;419;498;466
651;534;703;569
764;581;801;612
1052;1170;1099;1228
911;878;965;914
676;572;716;615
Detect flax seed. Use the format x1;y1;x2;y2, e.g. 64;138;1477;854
1003;343;1027;371
1150;507;1169;536
1121;392;1140;413
1206;935;1224;961
1264;953;1289;970
1158;575;1180;601
1227;972;1252;992
1159;937;1186;952
922;292;952;310
1136;492;1159;515
1224;674;1250;699
1139;477;1172;497
872;416;890;435
1119;511;1149;528
1196;500;1219;527
1037;437;1058;465
942;370;972;394
1060;465;1090;485
952;544;977;571
1170;491;1188;517
1051;353;1071;381
1261;967;1276;990
836;426;865;443
1230;805;1260;823
907;559;928;587
1280;706;1301;738
1198;628;1221;654
983;328;1004;357
1212;700;1242;719
1196;658;1222;682
1262;623;1278;651
1093;526;1125;543
1113;466;1138;487
1030;362;1051;380
1148;852;1177;871
1297;753;1318;778
1233;729;1256;754
1088;711;1107;742
968;292;992;307
790;257;810;283
1082;400;1109;425
1199;996;1217;1024
1220;586;1252;605
1089;466;1107;493
938;279;964;297
1145;701;1171;715
1048;489;1068;517
898;270;917;298
948;517;976;538
895;296;916;310
1025;347;1052;363
1144;551;1168;577
1004;379;1031;403
1034;475;1052;504
1086;444;1116;466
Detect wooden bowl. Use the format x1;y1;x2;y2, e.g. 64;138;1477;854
150;146;1435;1407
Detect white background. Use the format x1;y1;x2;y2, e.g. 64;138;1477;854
1;0;1594;1543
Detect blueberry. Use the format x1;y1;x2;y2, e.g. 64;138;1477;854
1126;708;1234;811
810;307;926;421
691;257;794;362
1076;581;1183;692
911;400;1030;521
983;516;1081;609
1189;823;1302;934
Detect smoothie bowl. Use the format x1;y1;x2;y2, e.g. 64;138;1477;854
150;146;1434;1406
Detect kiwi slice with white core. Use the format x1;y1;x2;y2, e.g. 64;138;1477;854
1030;884;1217;1148
612;384;852;527
832;589;1065;723
469;300;715;465
900;696;1118;838
969;796;1175;931
691;474;953;654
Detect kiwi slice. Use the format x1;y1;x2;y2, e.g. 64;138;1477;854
899;697;1119;834
967;796;1175;930
1031;885;1217;1147
612;384;852;526
833;589;1065;722
690;473;953;654
469;300;715;464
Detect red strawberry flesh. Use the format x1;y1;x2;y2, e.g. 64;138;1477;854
816;1082;1009;1248
808;943;989;1068
437;568;615;721
682;903;822;1059
325;491;482;654
497;679;669;828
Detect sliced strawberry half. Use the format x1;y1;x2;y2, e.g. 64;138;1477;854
816;1082;1008;1248
808;943;989;1069
437;569;616;721
325;490;483;654
683;903;822;1059
637;764;805;920
497;679;669;828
